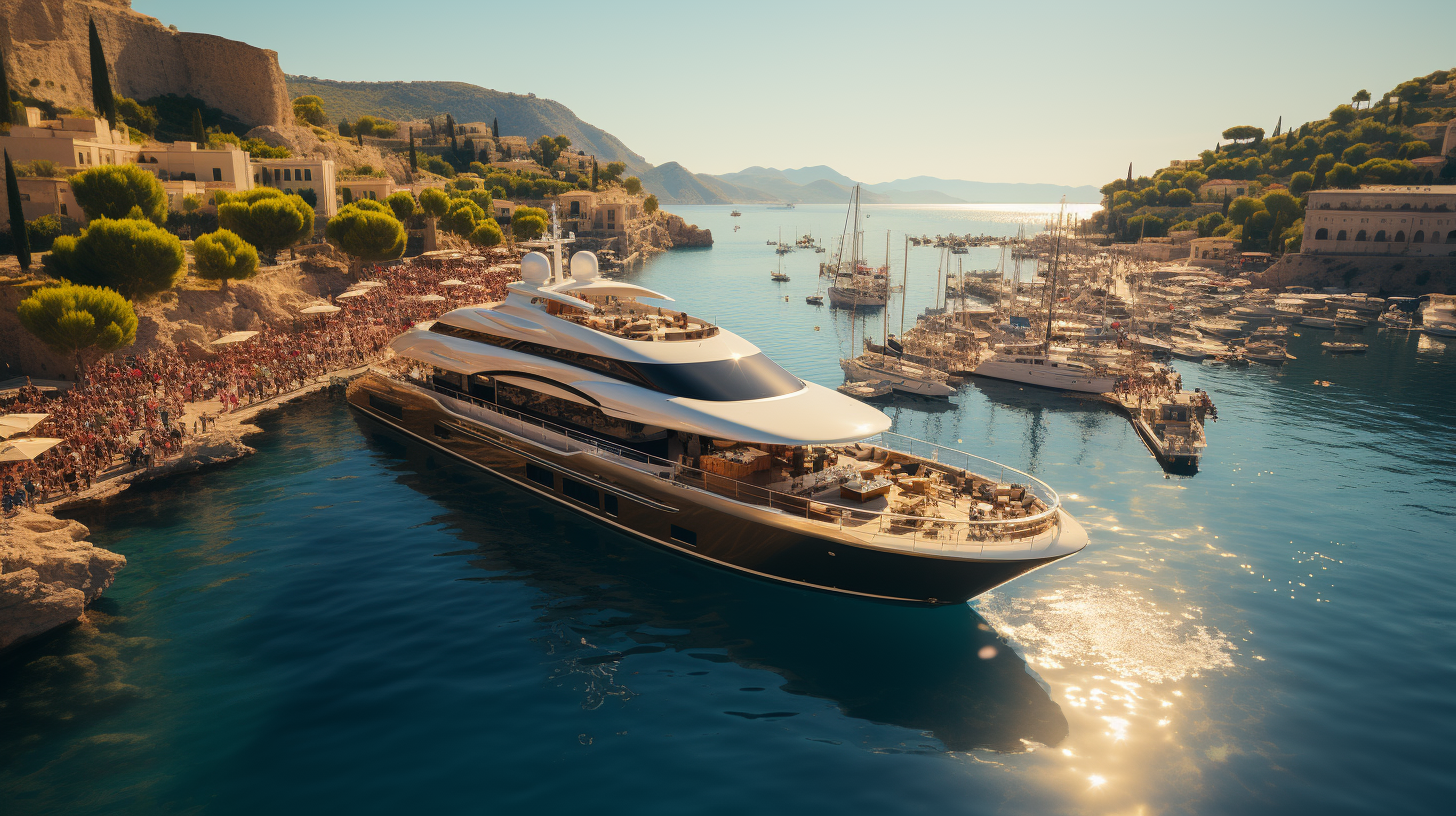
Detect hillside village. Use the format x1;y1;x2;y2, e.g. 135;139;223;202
1096;67;1456;293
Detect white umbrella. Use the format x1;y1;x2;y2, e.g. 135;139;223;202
300;304;342;315
0;437;63;462
350;281;385;289
211;331;259;345
440;279;467;286
335;289;371;299
413;294;447;302
0;413;49;440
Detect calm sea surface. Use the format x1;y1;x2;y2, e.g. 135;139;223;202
3;204;1453;815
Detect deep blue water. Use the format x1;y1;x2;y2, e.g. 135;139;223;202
3;204;1454;815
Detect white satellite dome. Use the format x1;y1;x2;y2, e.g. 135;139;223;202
570;251;600;281
520;252;552;285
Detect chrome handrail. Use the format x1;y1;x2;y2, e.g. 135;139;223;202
377;370;1062;551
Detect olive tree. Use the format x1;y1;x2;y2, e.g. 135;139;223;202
192;229;260;293
1226;196;1266;226
643;194;659;214
325;204;405;275
17;282;137;375
622;176;643;195
69;163;167;224
467;219;504;247
45;217;184;299
511;205;549;241
441;198;485;235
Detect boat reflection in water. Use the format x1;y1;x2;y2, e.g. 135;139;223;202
361;420;1070;752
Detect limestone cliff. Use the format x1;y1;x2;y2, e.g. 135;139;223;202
1;510;126;651
1254;254;1455;297
1;0;289;128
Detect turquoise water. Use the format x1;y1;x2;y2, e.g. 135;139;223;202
3;204;1454;815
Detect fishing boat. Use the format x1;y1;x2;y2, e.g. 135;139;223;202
770;252;789;282
1244;340;1295;364
1333;309;1369;329
1300;315;1336;329
349;221;1087;605
1419;295;1456;337
1191;317;1249;339
805;295;824;305
1378;308;1413;331
1322;341;1368;353
730;210;742;217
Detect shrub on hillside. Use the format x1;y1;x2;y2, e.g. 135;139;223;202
68;163;167;224
16;282;137;374
45;217;185;299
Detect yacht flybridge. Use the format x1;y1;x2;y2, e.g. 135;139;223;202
348;227;1087;605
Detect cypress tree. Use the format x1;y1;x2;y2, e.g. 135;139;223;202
492;118;499;138
5;150;32;272
409;128;418;171
464;136;474;159
1222;191;1231;216
1214;141;1220;154
430;118;436;138
190;108;206;145
1272;115;1281;138
591;158;598;191
88;17;118;130
356;132;362;147
0;41;14;126
1125;163;1132;188
445;113;455;139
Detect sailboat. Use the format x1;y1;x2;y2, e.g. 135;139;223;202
971;198;1120;394
827;186;888;310
771;249;789;282
841;222;955;398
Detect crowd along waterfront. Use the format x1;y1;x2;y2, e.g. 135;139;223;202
1;203;1453;815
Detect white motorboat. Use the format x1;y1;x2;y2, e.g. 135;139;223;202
1301;316;1336;329
842;353;956;398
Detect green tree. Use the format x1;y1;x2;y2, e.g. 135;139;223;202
192;228;259;293
1221;125;1264;143
511;205;548;241
643;194;659;215
419;187;450;231
16;283;137;375
1397;141;1432;160
1125;214;1166;238
622;176;643;196
338;119;352;137
600;161;625;184
1227;196;1265;226
45;217;184;299
325;204;406;274
1261;190;1302;224
459;188;492;211
1280;220;1304;254
591;158;598;190
553;135;571;153
1244;210;1274;249
182;193;202;212
87;17;117;130
409;128;418;171
1325;162;1359;188
190;107;205;145
217;188;314;258
5;150;32;271
349;199;389;214
1163;187;1194;207
467;219;503;248
441;198;485;235
492;118;499;138
1289;171;1315;196
0;39;15;126
1341;143;1372;165
114;96;157;135
534;135;563;167
1329;105;1357;126
26;214;69;252
385;190;417;222
292;95;328;127
69;163;167;224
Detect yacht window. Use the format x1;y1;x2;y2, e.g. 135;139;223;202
433;423;452;439
562;478;599;507
368;394;404;419
429;322;803;401
526;463;554;488
603;493;619;517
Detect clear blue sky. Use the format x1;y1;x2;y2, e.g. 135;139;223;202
137;0;1455;187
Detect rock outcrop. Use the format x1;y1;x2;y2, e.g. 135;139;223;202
1;510;126;651
1254;253;1455;297
0;0;289;127
664;213;713;247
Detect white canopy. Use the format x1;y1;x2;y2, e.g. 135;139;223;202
336;289;371;299
552;279;674;301
211;331;259;345
0;437;62;462
439;279;467;286
300;304;342;315
351;281;386;289
413;294;447;302
0;413;49;439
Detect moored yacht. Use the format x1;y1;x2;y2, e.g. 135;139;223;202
348;233;1088;605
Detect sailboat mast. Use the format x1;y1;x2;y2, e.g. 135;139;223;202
901;235;909;336
883;229;890;345
1043;197;1067;354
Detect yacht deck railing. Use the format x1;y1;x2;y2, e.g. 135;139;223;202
380;370;1063;555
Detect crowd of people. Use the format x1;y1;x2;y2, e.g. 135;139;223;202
2;251;519;512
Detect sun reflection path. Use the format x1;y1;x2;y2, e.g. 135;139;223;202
977;584;1236;684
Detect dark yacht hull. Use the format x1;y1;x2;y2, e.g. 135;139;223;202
347;374;1075;605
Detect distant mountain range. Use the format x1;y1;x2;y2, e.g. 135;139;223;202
284;76;1098;206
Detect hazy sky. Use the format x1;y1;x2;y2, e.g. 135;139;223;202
138;0;1455;187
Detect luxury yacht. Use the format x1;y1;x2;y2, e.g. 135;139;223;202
348;234;1088;605
971;349;1120;394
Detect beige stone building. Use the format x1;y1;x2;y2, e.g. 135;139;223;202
1300;186;1456;256
555;189;640;235
251;158;338;217
336;177;394;207
140;141;252;188
1189;236;1239;266
0;108;138;169
3;176;81;224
